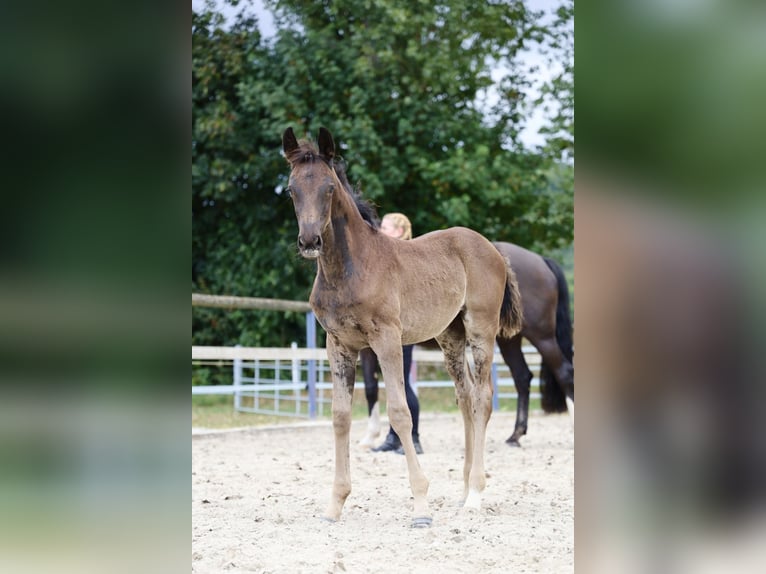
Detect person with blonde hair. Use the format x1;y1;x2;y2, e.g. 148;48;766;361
380;212;412;240
361;212;423;454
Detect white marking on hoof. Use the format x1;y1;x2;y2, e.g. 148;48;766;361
369;402;381;431
358;403;381;447
319;516;336;523
463;489;482;509
358;434;376;448
411;516;433;528
566;396;574;427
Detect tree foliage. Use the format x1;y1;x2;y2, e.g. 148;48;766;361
535;0;574;163
192;0;573;351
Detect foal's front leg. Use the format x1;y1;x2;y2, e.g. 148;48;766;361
324;336;358;522
371;334;431;527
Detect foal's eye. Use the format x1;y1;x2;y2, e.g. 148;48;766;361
326;185;335;196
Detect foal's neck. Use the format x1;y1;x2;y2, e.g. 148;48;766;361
317;187;370;284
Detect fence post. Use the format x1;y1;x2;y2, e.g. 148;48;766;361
291;342;300;415
233;344;242;410
306;311;317;418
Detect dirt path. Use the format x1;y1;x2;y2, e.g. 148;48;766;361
192;411;573;573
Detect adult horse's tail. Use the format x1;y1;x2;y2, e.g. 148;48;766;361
498;261;524;340
539;257;573;413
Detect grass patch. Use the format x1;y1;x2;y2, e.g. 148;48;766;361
193;387;541;429
192;394;308;428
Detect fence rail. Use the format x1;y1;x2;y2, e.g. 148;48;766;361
192;344;542;419
192;345;539;365
192;294;542;419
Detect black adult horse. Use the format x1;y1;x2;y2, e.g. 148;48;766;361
359;242;574;448
493;241;574;445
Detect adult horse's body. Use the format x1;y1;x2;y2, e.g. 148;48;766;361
282;127;522;526
359;242;574;448
493;242;574;445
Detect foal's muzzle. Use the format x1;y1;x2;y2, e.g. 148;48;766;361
297;234;322;259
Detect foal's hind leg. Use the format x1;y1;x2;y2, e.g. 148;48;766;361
436;326;475;503
463;331;496;509
324;336;358;522
497;335;533;446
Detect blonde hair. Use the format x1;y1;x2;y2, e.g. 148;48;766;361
381;212;412;240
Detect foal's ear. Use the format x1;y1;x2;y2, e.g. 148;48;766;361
282;127;299;157
318;127;335;160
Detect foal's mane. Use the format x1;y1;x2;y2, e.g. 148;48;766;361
286;139;380;229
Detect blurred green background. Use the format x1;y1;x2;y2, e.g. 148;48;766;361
7;0;766;571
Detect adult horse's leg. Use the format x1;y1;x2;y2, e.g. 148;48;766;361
370;332;431;526
358;348;381;447
535;336;575;424
324;336;359;522
497;334;533;446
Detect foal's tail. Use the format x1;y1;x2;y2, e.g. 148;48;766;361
498;260;524;340
539;257;573;413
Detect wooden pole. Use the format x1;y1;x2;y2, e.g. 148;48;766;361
192;293;311;313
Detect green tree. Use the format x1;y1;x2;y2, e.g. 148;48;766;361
263;0;563;240
535;0;574;164
193;3;313;351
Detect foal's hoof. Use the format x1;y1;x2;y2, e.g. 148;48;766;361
505;437;522;447
464;489;482;510
411;516;433;528
319;516;336;523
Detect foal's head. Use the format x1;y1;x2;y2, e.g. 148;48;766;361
282;126;339;259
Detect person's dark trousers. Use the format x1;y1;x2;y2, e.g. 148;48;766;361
372;344;423;453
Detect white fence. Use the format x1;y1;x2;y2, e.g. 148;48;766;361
192;343;542;418
192;294;543;419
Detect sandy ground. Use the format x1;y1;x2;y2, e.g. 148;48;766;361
192;411;573;574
